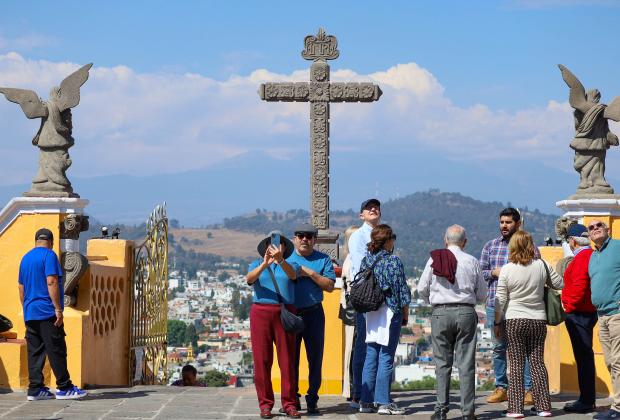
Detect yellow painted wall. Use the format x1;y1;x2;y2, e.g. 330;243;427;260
540;213;620;397
271;289;344;395
0;209;133;390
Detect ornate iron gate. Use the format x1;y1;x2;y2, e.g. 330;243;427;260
129;203;168;385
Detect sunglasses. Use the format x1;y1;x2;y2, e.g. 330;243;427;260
295;233;315;240
588;222;605;231
391;234;397;240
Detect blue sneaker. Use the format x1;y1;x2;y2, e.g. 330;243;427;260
55;385;87;400
27;387;54;401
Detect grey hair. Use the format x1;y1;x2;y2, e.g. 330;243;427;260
445;224;466;245
571;236;590;247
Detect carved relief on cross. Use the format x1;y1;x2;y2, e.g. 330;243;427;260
258;28;382;246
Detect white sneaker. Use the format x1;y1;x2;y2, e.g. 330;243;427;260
537;411;552;417
377;403;405;415
506;413;525;419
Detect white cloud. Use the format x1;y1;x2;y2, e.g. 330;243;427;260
0;52;590;186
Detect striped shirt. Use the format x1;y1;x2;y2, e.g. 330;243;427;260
480;235;540;308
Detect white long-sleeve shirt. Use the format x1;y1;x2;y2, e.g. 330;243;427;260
348;222;373;281
417;245;487;306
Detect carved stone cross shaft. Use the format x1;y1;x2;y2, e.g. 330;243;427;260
258;28;382;258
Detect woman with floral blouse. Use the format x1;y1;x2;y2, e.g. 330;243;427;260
358;224;411;415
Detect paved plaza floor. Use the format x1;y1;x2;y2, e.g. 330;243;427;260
0;386;611;419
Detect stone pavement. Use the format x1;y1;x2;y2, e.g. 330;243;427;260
0;386;611;419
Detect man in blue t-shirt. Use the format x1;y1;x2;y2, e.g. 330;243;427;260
18;228;86;401
288;223;336;414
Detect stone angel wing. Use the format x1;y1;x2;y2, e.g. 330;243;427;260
558;64;589;113
0;88;48;119
604;96;620;122
56;63;93;112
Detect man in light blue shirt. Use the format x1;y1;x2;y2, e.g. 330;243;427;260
288;223;335;414
347;198;381;408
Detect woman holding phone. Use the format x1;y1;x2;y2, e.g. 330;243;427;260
246;230;301;419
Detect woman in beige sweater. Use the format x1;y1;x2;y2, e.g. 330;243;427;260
494;231;563;418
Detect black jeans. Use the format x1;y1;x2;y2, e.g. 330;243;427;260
25;317;73;394
565;311;598;405
294;304;325;408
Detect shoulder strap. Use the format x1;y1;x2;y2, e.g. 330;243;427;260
541;259;551;287
266;266;284;304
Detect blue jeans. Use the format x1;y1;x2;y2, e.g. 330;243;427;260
352;312;367;400
361;311;402;405
486;307;532;390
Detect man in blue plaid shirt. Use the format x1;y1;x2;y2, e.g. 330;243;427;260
480;208;539;405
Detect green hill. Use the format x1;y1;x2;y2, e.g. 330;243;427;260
219;190;559;274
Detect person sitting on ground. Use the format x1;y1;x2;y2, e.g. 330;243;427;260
171;364;206;387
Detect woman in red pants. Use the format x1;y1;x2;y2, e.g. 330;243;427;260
246;231;301;419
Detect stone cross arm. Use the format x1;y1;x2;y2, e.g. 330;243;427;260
258;82;382;102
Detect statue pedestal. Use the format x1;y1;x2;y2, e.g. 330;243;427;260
543;197;620;398
0;197;133;390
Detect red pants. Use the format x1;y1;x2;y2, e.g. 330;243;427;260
250;303;297;411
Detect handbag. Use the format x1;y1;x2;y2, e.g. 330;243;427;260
266;266;305;334
350;256;386;313
0;314;12;333
542;260;566;326
338;280;357;326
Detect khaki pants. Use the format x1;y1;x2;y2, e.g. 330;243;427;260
598;312;620;410
342;324;354;398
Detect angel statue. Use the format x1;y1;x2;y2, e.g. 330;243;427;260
0;63;92;197
559;64;620;196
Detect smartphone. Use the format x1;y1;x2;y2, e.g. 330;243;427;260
270;232;280;248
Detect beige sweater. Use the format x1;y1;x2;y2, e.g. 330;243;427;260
495;259;563;321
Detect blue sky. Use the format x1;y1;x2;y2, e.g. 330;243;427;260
1;1;620;222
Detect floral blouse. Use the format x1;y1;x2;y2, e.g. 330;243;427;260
359;249;411;314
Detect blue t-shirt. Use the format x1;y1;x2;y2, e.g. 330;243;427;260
248;259;300;305
18;247;64;321
288;250;336;309
589;238;620;316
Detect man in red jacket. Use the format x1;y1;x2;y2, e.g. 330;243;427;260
561;223;597;414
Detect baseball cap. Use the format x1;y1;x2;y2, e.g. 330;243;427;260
360;198;380;213
567;224;588;238
294;223;318;236
35;228;54;241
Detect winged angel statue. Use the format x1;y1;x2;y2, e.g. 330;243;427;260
559;64;620;196
0;63;92;197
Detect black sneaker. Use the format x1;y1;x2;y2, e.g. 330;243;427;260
564;401;595;414
307;405;320;415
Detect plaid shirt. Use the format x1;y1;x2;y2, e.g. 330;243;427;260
480;235;540;308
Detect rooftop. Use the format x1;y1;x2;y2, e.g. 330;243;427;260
0;386;606;419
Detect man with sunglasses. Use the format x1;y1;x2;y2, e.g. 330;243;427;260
588;220;620;420
561;223;597;414
287;223;336;415
348;198;382;409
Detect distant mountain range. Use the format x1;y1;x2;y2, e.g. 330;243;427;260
0;150;585;227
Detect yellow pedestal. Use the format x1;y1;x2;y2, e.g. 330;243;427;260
271;289;344;395
544;198;620;397
0;197;133;390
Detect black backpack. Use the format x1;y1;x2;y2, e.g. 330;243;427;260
350;256;386;313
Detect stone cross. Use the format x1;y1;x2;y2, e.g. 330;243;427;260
258;28;382;258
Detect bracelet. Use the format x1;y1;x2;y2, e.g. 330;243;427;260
55;309;63;313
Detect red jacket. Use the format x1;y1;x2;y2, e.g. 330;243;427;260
561;247;596;313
